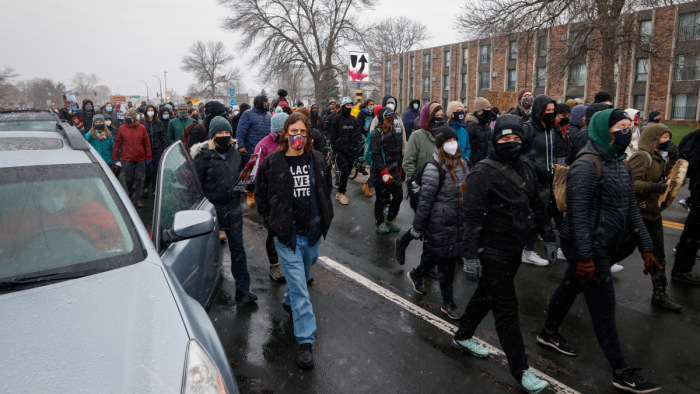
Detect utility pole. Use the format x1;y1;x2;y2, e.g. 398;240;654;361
151;74;163;104
138;80;150;102
164;71;168;93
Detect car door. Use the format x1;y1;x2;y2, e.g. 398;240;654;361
152;141;220;308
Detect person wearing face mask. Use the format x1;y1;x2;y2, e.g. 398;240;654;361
402;99;421;141
537;108;662;394
356;98;376;138
167;103;194;145
627;123;682;312
405;125;468;320
255;112;334;369
192;116;257;306
187;101;225;150
454;115;551;394
371;108;404;233
142;105;168;197
309;104;322;131
84;114;115;166
403;101;442;182
230;103;250;135
330;97;362;205
112;108;152;208
446;101;471;162
465;97;494;166
644;109;662;126
552;103;571;166
76;99;96;132
369;95;407;151
508;89;533;122
237;95;272;207
567;102;610;166
159;106;172;132
624;108;641;156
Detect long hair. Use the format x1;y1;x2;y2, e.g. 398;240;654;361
360;98;375;109
277;112;313;156
90;123;111;140
437;145;465;186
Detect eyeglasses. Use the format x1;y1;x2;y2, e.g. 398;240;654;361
288;127;308;136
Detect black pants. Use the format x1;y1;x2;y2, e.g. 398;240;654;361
673;198;700;275
266;229;279;265
454;251;528;381
525;183;556;250
643;218;667;287
544;238;628;371
144;149;162;192
336;152;353;194
412;249;457;305
374;181;402;225
123;161;145;202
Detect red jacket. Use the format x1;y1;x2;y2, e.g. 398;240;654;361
113;122;152;162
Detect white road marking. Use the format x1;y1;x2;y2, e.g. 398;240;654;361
318;255;580;394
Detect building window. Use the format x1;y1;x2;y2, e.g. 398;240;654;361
385;60;391;75
423;53;431;70
422;76;430;92
672;94;698;119
409;77;414;98
639;20;652;44
479;71;490;90
509;41;518;60
537;36;548;57
614;61;619;84
480;45;490;64
461;73;468;92
410;55;415;71
443;75;449;91
507;69;517;90
399;57;404;74
568;64;586;86
537;67;546;87
679;12;700;42
675;54;700;80
444;50;451;67
399;78;403;98
385;80;391;95
462;48;468;65
635;58;649;83
633;94;645;113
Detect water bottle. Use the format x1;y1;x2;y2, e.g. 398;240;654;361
411;181;420;195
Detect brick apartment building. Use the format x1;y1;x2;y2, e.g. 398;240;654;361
380;1;700;123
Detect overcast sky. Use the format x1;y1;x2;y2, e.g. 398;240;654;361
1;0;457;100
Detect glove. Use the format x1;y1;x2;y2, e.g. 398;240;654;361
146;160;152;164
642;252;663;275
115;161;122;167
381;168;393;184
463;258;482;283
575;258;595;284
409;227;424;240
650;181;668;193
544;242;558;265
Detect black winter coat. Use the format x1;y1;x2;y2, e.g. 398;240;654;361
566;124;589;165
523;95;557;185
560;141;653;262
256;151;334;250
330;113;361;155
311;127;327;155
465;116;491;166
507;104;530;122
230;114;242;135
192;145;243;230
679;129;700;206
142;118;168;155
552;125;570;165
413;154;468;257
369;126;404;188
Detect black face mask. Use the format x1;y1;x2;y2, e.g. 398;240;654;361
559;117;570;126
84;105;93;112
191;114;199;122
341;106;352;115
214;136;231;150
658;140;671;151
125;118;133;124
475;111;492;124
542;112;556;129
495;141;522;164
433;116;444;124
178;111;188;119
521;97;533;110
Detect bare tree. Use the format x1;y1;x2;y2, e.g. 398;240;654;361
218;0;372;104
95;85;112;104
181;40;241;99
71;72;99;96
276;62;314;105
0;66;19;104
456;0;680;94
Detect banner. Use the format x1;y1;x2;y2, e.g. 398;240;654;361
64;90;79;111
232;148;262;192
110;95;126;104
486;91;519;113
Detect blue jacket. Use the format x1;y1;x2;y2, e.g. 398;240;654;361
236;107;271;154
403;107;420;140
84;131;115;165
450;121;471;162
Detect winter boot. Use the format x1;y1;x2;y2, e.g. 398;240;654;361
362;183;373;197
269;263;286;282
651;276;682;312
394;231;414;265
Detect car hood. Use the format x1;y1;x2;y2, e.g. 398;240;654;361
0;261;190;393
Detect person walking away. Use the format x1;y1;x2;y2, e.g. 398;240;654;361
465;97;495;166
454;115;550;393
537;108;662;394
192;116;257;305
255;112;334;368
446;101;471;162
112;108;152;208
330;97;362;205
403;99;421;141
624;108;642;156
508;89;533;122
84;115;115;167
237;95;272;207
370;108;404;233
406;125;468;320
167;103;193;145
142;105;168;198
628;123;683;311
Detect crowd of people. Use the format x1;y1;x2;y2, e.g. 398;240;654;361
56;85;700;393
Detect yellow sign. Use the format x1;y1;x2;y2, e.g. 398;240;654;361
192;98;199;104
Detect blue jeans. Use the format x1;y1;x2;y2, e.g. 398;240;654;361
274;235;319;344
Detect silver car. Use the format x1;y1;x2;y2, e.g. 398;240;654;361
0;119;238;393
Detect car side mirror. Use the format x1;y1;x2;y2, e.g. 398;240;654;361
162;210;215;244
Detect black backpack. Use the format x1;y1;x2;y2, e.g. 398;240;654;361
408;159;445;211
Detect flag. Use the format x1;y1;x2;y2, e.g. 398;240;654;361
216;75;227;83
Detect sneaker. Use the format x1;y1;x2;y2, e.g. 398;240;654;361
536;328;578;356
385;220;400;232
651;292;683;312
557;248;566;260
234;291;258;304
135;200;144;209
521;251;549;266
336;192;350;205
407;270;426;294
612;367;661;393
672;271;700;285
394;238;406;265
679;198;689;211
297;343;314;368
377;223;390;234
362;183;373;197
441;303;462;320
269;263;286;282
520;369;550;393
611;263;625;273
451;338;489;358
246;191;255;207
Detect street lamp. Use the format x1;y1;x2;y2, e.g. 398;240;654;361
138;80;150;102
151;74;163;103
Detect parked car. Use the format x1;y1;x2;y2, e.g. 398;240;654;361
0;109;59;131
0;117;237;393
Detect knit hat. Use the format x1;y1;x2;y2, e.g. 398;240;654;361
570;105;587;126
92;114;105;125
329;97;336;103
473;97;491;113
270;112;289;133
518;89;532;101
232;104;240;112
126;108;139;120
446;101;464;119
204;100;227;118
608;109;631;128
594;90;613;103
434;124;458;149
492;114;525;145
341;96;353;106
296;106;311;119
208;115;233;139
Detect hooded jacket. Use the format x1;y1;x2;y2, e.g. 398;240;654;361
167;113;194;145
142;105;168;155
629;123;672;220
560;109;653;262
402;101;439;178
624;108;641;156
310;105;322;130
507;103;530;122
644;110;661;126
112;121;152;162
523;94;557;184
369;112;404;188
464;111;491;166
75;99;96;132
330;108;362;155
236;104;271;155
402;99;421;140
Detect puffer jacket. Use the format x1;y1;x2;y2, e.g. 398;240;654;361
523;94;557;185
192;142;242;230
560;141;653;261
413;153;468;257
236;106;271;154
629;123;672;220
464;113;491;165
369;125;404;187
567;124;589;165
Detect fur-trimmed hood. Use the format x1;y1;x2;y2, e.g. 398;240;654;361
189;139;238;158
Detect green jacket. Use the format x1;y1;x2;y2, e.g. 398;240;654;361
402;128;436;178
84;130;115;165
629;123;672;220
167;117;194;144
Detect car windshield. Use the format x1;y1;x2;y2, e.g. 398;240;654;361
0;113;58;132
0;164;144;291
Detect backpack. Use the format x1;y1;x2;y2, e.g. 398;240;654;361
363;115;372;134
408;160;445;211
364;128;385;166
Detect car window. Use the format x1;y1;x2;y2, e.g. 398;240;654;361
158;143;205;231
0;164;144;284
0;120;58;131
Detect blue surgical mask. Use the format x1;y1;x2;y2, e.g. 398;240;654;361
162;114;170;120
413;104;419;110
106;106;112;112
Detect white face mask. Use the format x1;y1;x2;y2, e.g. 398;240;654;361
233;110;240;116
387;103;396;110
443;141;459;156
105;120;112;127
147;111;154;117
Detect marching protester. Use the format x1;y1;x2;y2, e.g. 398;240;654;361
330;97;362;205
142;104;168;198
296;106;326;155
159;105;172;134
446;101;471;161
537;108;662;394
508;89;533;122
167;103;193;145
188;101;228;149
402;99;421;141
191;116;257;305
454;115;550;394
112;108;152;208
552;103;571;166
624;108;642;156
567;103;609;166
84;114;114;167
237;94;272;207
644;109;662;126
673;121;700;285
76;98;97;132
310;104;322;131
356;98;376;137
465;97;494;166
255;112;334;369
231;103;250;135
405;125;468;320
370;108;404;233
